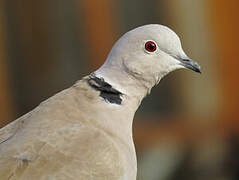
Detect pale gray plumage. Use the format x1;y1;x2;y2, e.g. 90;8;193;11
0;24;200;180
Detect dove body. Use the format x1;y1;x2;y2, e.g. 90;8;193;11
0;24;200;179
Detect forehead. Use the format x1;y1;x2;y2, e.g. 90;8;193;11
126;25;179;41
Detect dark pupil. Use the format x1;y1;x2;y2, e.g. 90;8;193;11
147;43;155;51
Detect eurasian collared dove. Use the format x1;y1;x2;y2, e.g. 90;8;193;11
0;24;201;180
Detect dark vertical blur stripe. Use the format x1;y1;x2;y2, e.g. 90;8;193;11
75;0;118;70
4;0;53;117
207;0;239;132
20;0;50;76
0;2;13;127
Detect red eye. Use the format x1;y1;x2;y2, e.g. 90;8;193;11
145;41;157;52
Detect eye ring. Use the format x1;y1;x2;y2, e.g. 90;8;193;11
144;40;157;53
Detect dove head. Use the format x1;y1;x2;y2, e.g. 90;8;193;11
94;24;201;97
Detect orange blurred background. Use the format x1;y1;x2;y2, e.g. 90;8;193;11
0;0;238;179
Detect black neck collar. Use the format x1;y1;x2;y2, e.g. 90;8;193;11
87;74;123;105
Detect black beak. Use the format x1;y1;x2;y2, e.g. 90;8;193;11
173;56;201;73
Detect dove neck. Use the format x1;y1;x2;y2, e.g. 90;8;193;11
94;65;153;104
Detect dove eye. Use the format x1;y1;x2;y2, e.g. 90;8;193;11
144;41;157;53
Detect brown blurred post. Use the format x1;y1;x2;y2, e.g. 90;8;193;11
13;0;50;77
207;0;239;133
0;5;13;127
75;0;117;69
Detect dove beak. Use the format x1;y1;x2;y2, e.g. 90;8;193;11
173;56;201;73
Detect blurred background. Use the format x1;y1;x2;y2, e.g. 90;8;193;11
0;0;238;179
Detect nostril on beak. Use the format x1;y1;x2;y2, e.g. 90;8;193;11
182;58;190;62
